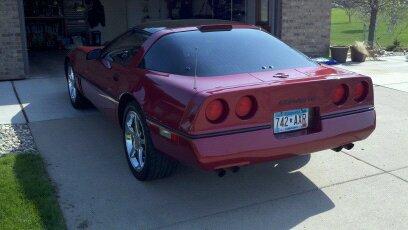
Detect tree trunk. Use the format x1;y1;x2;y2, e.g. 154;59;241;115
367;0;379;48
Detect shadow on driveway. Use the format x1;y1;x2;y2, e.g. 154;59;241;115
28;113;334;229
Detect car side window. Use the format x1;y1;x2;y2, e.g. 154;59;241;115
103;30;149;66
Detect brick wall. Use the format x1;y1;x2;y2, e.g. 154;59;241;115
280;0;331;57
0;0;25;80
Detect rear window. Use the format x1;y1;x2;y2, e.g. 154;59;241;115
142;29;317;76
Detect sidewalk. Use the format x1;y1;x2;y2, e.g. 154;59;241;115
339;56;408;92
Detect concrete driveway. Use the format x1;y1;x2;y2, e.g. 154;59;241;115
1;56;407;229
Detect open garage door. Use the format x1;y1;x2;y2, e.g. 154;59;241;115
22;0;280;77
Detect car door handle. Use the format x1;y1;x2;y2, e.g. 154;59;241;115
113;74;120;82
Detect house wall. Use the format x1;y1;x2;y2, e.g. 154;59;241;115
0;0;26;80
280;0;331;57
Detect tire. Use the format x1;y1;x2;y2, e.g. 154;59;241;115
122;101;177;181
66;64;88;109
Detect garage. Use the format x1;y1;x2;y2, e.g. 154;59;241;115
0;0;331;81
20;0;280;77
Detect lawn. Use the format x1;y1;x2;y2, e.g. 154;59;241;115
0;153;66;230
331;8;408;48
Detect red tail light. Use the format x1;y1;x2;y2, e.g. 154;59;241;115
205;99;228;123
236;96;257;119
354;81;369;102
332;84;348;105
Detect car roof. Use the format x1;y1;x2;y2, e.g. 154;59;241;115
136;19;247;34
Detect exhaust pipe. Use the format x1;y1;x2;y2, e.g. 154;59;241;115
332;146;343;152
217;169;226;177
344;143;354;150
332;143;354;152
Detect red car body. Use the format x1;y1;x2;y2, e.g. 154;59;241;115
66;20;376;171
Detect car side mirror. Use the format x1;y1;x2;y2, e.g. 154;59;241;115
101;54;113;69
86;49;102;60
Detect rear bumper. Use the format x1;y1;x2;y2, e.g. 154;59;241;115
150;109;376;171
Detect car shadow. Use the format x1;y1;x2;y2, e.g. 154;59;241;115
152;154;334;229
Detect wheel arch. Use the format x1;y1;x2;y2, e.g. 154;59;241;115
64;57;71;77
118;93;142;127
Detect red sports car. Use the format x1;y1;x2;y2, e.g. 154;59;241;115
65;20;376;181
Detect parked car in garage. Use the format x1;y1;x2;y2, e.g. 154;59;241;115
65;19;376;181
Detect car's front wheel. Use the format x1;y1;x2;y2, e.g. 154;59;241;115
123;101;177;181
66;64;88;109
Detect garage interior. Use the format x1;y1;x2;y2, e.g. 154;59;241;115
23;0;277;78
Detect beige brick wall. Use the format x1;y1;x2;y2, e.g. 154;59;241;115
280;0;331;57
0;0;25;80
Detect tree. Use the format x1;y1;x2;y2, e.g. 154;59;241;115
333;0;358;23
352;0;408;48
367;0;379;48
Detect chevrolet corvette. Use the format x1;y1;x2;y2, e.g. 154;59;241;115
65;19;376;181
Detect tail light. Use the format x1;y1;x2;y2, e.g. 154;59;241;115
235;96;257;119
354;81;369;102
205;99;228;123
332;84;349;105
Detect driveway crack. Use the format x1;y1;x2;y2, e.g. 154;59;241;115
342;151;408;183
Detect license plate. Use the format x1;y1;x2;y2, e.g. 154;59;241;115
273;108;309;134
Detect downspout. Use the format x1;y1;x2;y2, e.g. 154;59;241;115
274;0;282;38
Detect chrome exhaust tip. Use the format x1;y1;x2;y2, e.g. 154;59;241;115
217;169;226;177
344;143;354;150
332;143;354;152
332;146;343;152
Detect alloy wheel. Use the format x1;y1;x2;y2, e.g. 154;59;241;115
124;111;146;171
67;66;77;101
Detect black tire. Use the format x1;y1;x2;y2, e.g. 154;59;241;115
65;63;88;109
122;101;177;181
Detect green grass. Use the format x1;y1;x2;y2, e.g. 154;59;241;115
331;8;408;48
0;153;66;230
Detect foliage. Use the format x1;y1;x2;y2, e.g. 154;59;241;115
333;0;359;22
331;8;408;48
337;0;408;47
385;39;403;51
352;41;370;55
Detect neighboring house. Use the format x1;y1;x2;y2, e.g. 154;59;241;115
0;0;331;80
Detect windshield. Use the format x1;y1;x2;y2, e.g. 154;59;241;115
142;29;318;77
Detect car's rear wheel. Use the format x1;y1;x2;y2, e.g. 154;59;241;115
123;101;177;181
66;64;88;109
